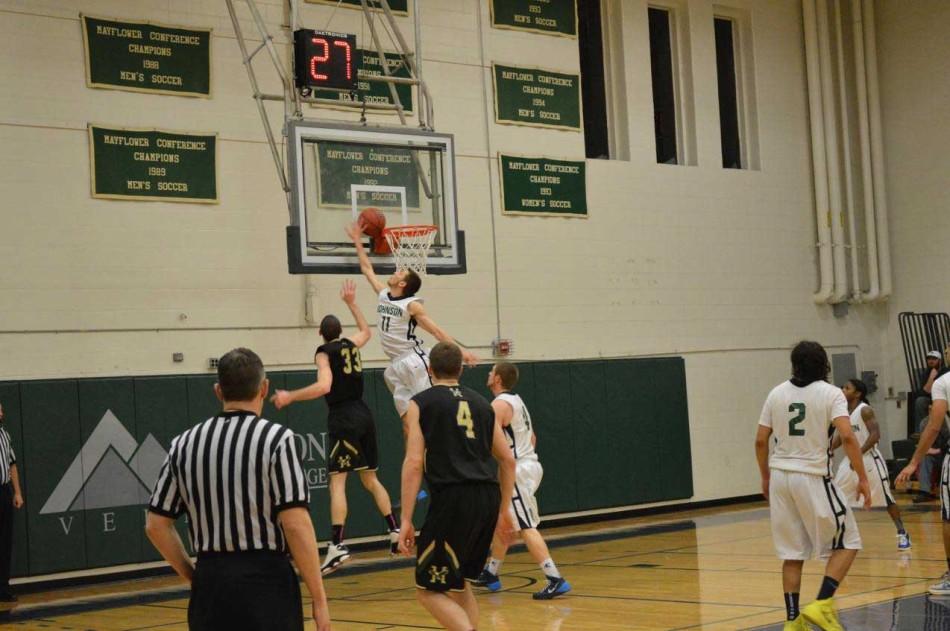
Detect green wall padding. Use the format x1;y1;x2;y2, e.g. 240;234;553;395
78;378;142;568
531;363;579;514
0;383;28;578
134;377;191;561
650;358;693;501
20;380;86;575
0;355;691;578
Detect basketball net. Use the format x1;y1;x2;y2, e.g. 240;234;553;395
383;225;437;275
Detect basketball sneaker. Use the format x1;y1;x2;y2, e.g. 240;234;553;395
783;616;808;631
473;568;502;592
929;572;950;595
801;598;844;631
321;543;350;576
897;532;911;550
389;529;400;556
533;576;571;600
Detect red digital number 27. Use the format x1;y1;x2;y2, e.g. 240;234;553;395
309;37;329;81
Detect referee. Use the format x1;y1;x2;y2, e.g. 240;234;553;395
0;402;24;604
146;348;332;631
398;342;515;631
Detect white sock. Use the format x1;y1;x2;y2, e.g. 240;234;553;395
541;558;560;579
487;558;502;576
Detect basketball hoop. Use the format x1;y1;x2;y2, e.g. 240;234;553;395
384;225;437;275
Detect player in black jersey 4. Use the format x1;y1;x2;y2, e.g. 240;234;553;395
397;342;516;631
272;280;400;575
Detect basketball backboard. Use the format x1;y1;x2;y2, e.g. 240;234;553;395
286;121;464;274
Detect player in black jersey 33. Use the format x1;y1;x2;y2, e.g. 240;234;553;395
397;342;516;631
272;280;400;575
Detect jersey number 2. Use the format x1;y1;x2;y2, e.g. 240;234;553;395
341;347;362;374
788;403;806;436
456;401;475;439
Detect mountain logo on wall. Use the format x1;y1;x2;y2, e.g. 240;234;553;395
40;410;168;514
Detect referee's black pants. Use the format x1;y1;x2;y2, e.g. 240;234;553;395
189;551;303;631
0;483;13;595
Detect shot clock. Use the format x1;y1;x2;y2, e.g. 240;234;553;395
293;29;359;91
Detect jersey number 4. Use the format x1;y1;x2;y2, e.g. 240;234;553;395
788;403;806;436
457;401;475;439
341;347;363;374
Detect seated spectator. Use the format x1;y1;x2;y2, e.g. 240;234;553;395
914;351;948;429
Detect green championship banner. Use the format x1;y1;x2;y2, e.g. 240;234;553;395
498;154;586;217
314;49;412;112
89;125;218;203
305;0;408;16
81;15;211;97
316;142;419;210
492;63;581;130
490;0;577;38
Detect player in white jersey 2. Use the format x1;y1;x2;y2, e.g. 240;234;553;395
472;362;571;600
755;341;870;631
346;223;477;434
831;378;910;550
897;370;950;595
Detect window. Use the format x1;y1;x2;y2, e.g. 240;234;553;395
645;3;696;166
713;8;758;169
578;0;609;159
714;17;741;168
648;8;677;164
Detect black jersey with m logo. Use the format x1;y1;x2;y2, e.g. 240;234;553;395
412;384;496;489
316;339;363;407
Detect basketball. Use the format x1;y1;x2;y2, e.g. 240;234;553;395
359;207;386;238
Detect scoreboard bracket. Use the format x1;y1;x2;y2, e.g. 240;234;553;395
224;0;434;225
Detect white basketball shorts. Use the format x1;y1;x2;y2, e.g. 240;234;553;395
509;459;543;531
383;349;432;417
833;448;895;509
769;468;862;560
941;454;950;523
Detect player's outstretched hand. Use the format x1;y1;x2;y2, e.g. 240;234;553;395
341;279;357;304
270;390;292;410
895;461;917;486
857;477;871;509
345;221;363;243
398;518;415;555
760;475;769;501
461;348;479;367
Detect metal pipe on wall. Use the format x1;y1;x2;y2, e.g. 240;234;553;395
816;0;849;303
833;0;861;302
851;0;880;301
862;0;893;299
803;0;835;304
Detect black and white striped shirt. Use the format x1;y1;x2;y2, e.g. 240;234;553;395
148;411;309;554
0;426;15;485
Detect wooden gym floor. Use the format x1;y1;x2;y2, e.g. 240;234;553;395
2;497;948;630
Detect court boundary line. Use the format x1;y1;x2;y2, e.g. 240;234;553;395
2;507;940;628
0;516;700;621
10;495;765;593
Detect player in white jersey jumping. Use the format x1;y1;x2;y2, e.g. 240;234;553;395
755;341;870;631
831;378;910;550
473;362;570;600
346;223;477;433
897;370;950;595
